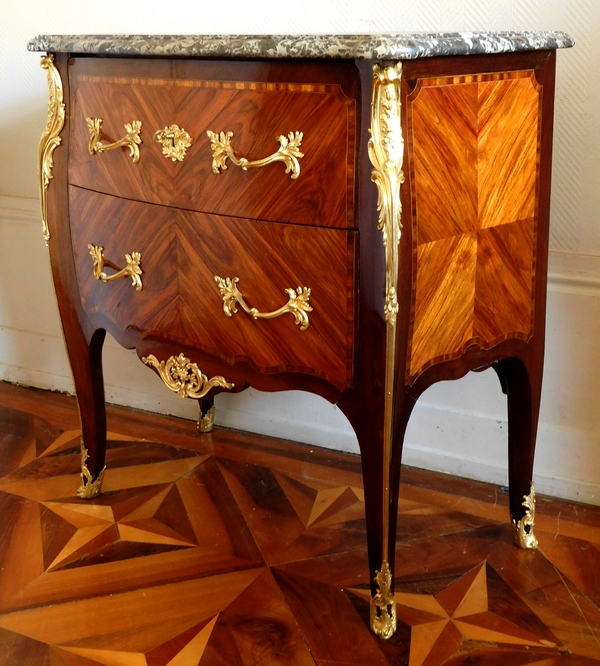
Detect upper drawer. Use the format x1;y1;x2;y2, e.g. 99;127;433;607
69;186;357;391
68;57;358;229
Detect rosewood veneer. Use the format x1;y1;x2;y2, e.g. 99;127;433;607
29;31;573;639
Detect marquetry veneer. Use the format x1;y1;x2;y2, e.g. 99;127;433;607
34;36;567;639
69;187;356;389
69;58;357;229
408;70;540;381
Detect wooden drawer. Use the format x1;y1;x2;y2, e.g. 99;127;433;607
69;186;357;390
68;58;358;229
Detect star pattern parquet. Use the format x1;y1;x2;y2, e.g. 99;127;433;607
1;382;600;665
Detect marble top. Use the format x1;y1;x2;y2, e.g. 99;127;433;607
28;32;574;60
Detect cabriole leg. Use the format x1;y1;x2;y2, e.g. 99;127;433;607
494;357;541;549
69;328;107;499
197;396;216;433
357;421;396;640
346;394;415;640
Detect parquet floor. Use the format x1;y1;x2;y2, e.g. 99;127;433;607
1;382;600;665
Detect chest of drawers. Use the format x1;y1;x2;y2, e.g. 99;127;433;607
30;31;573;639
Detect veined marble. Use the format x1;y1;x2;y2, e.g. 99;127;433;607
28;31;574;60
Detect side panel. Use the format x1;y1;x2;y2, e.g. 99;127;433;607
406;70;542;383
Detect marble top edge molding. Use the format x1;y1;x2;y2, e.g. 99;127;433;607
27;31;574;60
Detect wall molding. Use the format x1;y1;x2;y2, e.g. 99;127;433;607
4;195;598;291
547;251;600;296
547;270;600;296
0;195;40;224
3;195;600;506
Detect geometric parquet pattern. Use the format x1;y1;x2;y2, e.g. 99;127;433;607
1;383;600;664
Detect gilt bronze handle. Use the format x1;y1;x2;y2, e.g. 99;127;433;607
214;276;312;331
88;244;143;291
207;130;304;179
86;117;142;163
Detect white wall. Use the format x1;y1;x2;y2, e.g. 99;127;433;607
1;0;599;504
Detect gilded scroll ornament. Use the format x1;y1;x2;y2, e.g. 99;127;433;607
370;561;397;640
142;353;234;399
38;55;66;244
207;130;304;179
369;63;404;327
87;117;142;162
153;124;192;162
214;276;312;331
88;244;143;291
367;62;404;639
76;443;106;499
512;482;538;549
198;404;216;433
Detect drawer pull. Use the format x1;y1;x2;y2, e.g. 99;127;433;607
142;353;234;399
153;124;192;162
207;130;304;180
86;117;142;163
88;244;143;291
214;276;312;331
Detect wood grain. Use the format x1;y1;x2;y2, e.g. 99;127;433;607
410;233;478;377
68;186;357;390
410;82;479;245
475;219;535;341
478;75;540;229
407;71;541;383
68;57;358;229
2;382;599;665
42;50;558;648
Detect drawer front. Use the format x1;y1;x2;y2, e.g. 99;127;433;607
68;58;357;229
69;187;356;390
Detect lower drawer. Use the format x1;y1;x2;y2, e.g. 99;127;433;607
69;186;357;390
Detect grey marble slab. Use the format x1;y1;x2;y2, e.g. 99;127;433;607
28;32;573;60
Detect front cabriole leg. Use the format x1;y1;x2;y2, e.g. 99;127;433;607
38;55;107;500
78;442;106;499
73;329;108;499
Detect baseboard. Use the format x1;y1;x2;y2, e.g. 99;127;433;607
4;355;599;505
3;196;600;505
402;440;600;506
402;402;600;505
547;252;600;295
0;195;40;223
215;389;359;452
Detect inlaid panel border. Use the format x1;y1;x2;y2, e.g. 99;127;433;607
405;69;544;384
